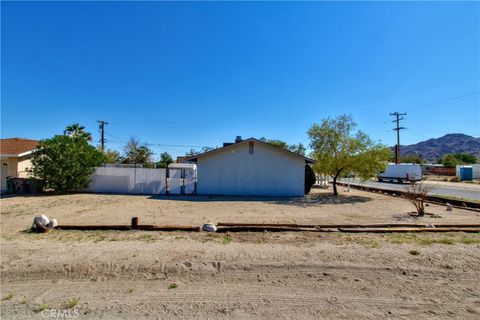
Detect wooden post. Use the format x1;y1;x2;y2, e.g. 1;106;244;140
131;217;139;229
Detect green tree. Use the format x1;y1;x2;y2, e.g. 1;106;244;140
259;137;306;156
103;149;121;163
30;135;104;193
308;114;392;196
438;154;458;167
438;153;477;167
454;153;477;164
64;123;93;141
123;137;153;164
400;155;425;164
288;143;306;156
156;152;174;168
185;146;215;157
260;138;289;150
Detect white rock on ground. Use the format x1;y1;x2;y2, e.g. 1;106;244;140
33;215;50;227
202;223;217;232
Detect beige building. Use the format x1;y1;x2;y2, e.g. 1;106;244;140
1;138;39;192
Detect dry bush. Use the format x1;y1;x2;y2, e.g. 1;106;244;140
404;181;434;216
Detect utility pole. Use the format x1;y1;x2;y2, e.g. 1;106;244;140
97;120;108;152
390;112;406;164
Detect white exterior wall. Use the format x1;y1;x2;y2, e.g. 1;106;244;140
474;165;480;179
196;142;305;196
89;167;167;194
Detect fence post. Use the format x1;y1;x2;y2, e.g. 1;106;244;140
131;217;139;229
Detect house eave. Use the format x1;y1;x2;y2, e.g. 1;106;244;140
185;138;316;164
1;150;35;158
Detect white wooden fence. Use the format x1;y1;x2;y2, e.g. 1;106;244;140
88;166;196;195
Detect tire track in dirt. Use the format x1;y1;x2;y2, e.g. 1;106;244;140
2;277;478;319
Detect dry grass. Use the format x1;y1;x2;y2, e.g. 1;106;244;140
5;229;480;248
66;297;79;308
222;235;233;245
387;234;480;245
2;293;13;301
34;303;48;313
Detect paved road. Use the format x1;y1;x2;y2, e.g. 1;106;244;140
338;179;480;201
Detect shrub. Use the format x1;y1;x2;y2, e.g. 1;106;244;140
30;135;104;193
404;181;433;216
305;165;316;194
449;176;460;182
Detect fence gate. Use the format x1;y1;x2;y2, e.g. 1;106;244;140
167;166;197;195
168;168;183;195
183;167;196;194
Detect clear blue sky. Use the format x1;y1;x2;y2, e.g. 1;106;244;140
2;1;479;159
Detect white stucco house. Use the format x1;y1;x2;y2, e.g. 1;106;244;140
185;137;315;196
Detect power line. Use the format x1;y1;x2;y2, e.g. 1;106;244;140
405;129;432;140
403;91;479;112
390;112;407;164
104;132;209;149
145;143;210;148
104;132;128;144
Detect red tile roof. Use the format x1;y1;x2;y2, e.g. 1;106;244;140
1;138;39;156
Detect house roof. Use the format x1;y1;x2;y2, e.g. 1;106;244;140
0;138;39;157
185;138;315;164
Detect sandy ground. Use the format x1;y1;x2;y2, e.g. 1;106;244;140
1;189;480;319
1;188;480;236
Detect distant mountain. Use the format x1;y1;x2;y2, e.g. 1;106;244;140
398;134;480;162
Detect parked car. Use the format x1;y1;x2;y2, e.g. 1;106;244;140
378;164;422;183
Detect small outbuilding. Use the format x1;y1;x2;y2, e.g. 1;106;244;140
185;137;315;196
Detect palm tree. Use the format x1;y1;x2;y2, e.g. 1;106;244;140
64;123;93;141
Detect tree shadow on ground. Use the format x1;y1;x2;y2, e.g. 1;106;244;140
148;193;372;208
392;212;443;221
266;194;372;207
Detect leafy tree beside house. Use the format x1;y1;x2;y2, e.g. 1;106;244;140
259;137;306;156
305;165;316;194
185;147;215;157
308;114;391;196
438;153;477;167
103;149;121;163
156;152;174;168
30;129;104;193
123;137;154;165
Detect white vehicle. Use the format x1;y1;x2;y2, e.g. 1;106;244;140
378;163;422;183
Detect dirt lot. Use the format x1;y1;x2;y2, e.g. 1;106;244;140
1;189;480;319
